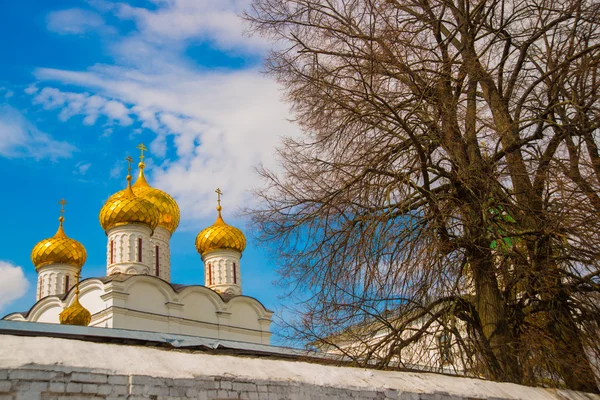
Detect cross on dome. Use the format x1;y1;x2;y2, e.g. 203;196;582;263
58;198;68;217
125;155;134;176
74;271;81;295
136;143;148;162
215;188;223;212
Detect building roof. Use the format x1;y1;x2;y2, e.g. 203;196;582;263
0;320;312;360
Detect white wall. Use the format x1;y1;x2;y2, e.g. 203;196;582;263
5;275;272;345
0;334;590;399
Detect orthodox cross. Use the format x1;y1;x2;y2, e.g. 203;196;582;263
58;198;68;217
215;188;223;208
74;272;81;295
136;143;148;162
125;156;134;175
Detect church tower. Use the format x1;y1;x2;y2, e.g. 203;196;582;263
31;200;87;300
99;156;159;276
101;144;180;281
195;189;246;296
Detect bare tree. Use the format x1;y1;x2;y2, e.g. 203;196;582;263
245;0;600;391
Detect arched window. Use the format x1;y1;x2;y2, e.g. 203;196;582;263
233;262;237;284
110;240;114;264
138;238;143;262
155;245;160;276
65;275;70;292
208;262;212;285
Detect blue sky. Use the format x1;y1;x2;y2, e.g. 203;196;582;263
0;0;298;332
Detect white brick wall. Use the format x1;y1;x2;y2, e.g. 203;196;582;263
0;334;596;400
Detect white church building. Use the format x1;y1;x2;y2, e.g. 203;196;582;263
2;146;273;345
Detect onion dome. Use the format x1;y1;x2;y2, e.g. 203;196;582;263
31;215;87;270
106;161;180;233
99;163;159;233
59;296;91;326
59;275;91;326
195;191;246;256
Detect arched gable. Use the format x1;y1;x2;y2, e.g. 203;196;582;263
177;286;224;324
225;296;273;331
27;297;63;323
121;275;175;314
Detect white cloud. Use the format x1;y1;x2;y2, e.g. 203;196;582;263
0;261;29;312
47;8;105;35
34;65;298;225
75;161;92;175
33;88;133;126
115;0;267;53
31;0;296;227
24;85;38;95
109;161;124;179
0;105;77;160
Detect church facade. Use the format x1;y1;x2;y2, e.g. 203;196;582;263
2;146;273;345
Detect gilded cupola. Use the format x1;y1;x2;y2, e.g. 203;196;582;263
105;144;180;234
31;201;87;270
99;156;159;233
59;273;91;326
195;189;246;256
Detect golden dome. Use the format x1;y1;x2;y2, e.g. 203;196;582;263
31;216;87;270
99;171;159;233
59;276;91;326
196;202;246;256
59;296;91;326
106;162;180;233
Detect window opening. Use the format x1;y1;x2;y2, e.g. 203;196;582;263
438;331;453;365
110;240;114;264
155;245;160;276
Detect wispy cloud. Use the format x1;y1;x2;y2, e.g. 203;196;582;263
28;1;295;226
114;0;267;53
33;87;133;126
46;8;106;35
33;66;297;224
0;261;29;313
75;161;92;175
0;105;77;160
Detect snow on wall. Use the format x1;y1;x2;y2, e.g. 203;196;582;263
0;334;597;400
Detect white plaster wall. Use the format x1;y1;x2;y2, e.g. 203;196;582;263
3;275;272;345
151;226;171;282
33;303;62;324
179;291;219;324
106;224;153;276
227;301;262;331
78;283;107;317
125;280;170;315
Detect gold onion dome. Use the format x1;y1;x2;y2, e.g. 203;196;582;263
31;216;87;270
106;162;180;233
99;167;159;233
59;296;92;326
60;275;91;326
195;191;246;256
